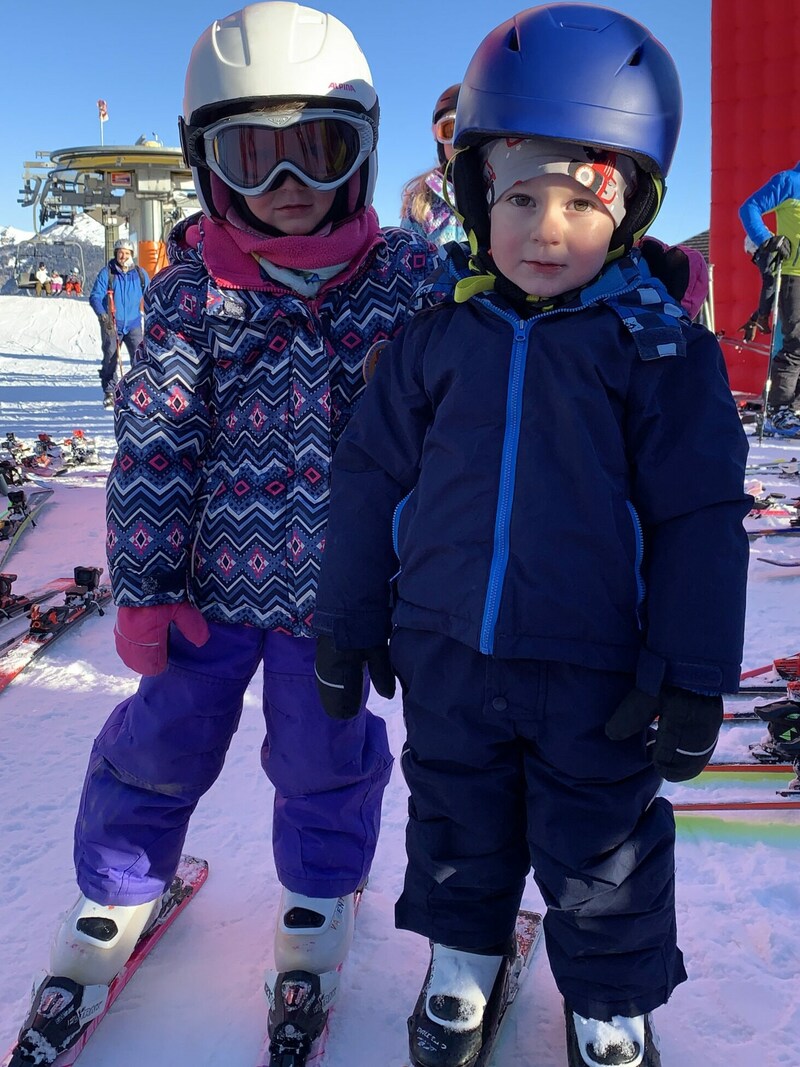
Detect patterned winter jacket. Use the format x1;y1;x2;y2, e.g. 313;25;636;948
106;214;437;634
315;245;752;695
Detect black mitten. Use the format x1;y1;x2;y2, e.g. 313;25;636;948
315;635;395;720
753;235;791;272
605;685;723;782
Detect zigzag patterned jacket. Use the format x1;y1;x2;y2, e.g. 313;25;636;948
106;214;437;634
315;246;752;695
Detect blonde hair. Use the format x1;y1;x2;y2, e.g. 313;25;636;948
401;167;443;226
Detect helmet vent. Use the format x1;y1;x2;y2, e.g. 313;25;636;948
506;27;520;52
627;47;643;67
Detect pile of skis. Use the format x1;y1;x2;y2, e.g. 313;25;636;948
0;566;112;695
14;430;99;478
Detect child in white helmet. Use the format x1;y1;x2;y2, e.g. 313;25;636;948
314;5;750;1067
5;5;437;1065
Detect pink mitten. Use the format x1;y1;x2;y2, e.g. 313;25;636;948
114;602;210;676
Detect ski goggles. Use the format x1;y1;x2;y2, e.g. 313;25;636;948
432;110;457;145
185;109;376;196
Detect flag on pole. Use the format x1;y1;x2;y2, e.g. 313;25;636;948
97;99;108;122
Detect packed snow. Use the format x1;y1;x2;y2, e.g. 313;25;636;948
0;293;798;1066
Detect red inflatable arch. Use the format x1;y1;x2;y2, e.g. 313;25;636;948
710;0;800;395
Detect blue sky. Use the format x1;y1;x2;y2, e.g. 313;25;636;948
5;0;710;244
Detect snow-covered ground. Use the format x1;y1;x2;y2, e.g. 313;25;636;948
0;293;799;1066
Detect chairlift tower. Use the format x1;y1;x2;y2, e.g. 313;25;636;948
18;136;196;279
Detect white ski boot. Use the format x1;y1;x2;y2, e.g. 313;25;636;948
565;1007;661;1067
408;943;509;1067
265;890;356;1063
50;893;162;986
8;895;161;1065
272;888;355;974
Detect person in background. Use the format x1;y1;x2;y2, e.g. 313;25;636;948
314;7;750;1067
64;266;83;296
4;5;437;1066
739;160;800;436
89;238;149;407
49;269;63;295
400;83;466;250
33;262;51;297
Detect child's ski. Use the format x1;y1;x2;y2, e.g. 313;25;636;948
2;855;209;1067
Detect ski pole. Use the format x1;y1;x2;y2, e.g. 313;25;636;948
758;258;784;445
106;284;125;381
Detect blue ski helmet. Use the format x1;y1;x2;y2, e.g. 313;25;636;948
451;4;683;255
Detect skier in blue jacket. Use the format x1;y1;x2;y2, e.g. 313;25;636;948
89;238;148;406
739;160;800;436
314;7;751;1067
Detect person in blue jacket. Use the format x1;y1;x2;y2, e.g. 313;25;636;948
314;7;751;1067
739;161;800;436
89;238;149;406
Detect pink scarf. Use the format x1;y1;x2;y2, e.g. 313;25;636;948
187;206;383;292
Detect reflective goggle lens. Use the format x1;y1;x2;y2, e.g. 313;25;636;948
433;112;456;145
210;118;363;191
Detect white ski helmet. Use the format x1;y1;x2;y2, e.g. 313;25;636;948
179;2;379;223
113;238;135;254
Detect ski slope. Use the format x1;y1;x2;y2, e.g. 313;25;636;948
0;293;799;1066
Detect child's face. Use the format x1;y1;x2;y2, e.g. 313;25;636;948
244;176;335;235
489;173;614;297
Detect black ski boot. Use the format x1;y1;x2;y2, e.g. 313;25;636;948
8;975;108;1065
565;1004;661;1067
265;969;339;1066
407;942;514;1067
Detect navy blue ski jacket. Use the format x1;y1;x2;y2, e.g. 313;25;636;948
314;246;751;695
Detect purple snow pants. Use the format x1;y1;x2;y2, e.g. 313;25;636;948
74;623;393;905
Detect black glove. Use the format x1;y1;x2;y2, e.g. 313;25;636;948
605;685;723;782
315;634;395;720
754;235;791;271
98;313;113;330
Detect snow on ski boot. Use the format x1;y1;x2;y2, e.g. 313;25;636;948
407;942;512;1067
565;1006;661;1067
265;890;356;1064
8;895;161;1065
8;975;109;1066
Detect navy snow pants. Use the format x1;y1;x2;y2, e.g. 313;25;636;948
74;623;392;905
391;629;686;1021
99;324;142;391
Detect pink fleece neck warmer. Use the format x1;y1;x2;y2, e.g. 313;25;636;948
188;206;382;292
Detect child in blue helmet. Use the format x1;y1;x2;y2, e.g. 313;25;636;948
314;6;750;1067
5;4;437;1066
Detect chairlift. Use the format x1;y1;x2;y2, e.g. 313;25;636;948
15;240;86;294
